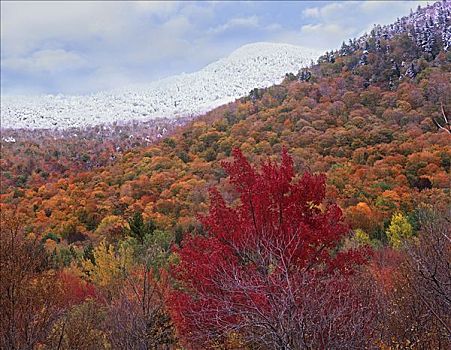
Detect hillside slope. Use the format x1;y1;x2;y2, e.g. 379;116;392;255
1;2;450;245
1;43;319;129
1;2;450;238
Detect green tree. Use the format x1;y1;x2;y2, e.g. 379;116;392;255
127;212;155;244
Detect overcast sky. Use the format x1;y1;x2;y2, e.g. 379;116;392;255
1;1;429;95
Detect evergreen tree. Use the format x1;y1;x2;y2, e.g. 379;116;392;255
127;212;156;244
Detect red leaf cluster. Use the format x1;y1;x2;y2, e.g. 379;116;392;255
59;271;97;306
169;149;370;348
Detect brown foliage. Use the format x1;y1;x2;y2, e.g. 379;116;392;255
0;210;65;349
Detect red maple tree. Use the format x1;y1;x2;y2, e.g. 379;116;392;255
169;148;374;349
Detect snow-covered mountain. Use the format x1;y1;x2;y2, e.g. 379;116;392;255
1;42;320;130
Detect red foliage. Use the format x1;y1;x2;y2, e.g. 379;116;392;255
59;271;97;305
169;149;371;349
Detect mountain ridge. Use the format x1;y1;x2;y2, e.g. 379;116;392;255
1;42;320;130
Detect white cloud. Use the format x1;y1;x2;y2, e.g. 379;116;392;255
0;1;199;91
208;16;260;35
302;7;320;18
300;23;356;48
0;1;192;57
2;49;88;74
303;2;352;22
1;2;129;56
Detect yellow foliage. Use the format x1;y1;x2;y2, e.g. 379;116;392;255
82;240;133;290
386;212;413;249
354;229;372;246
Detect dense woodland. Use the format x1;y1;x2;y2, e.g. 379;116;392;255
1;2;450;349
0;116;190;189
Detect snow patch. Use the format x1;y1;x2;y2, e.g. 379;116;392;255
2;136;16;143
1;42;320;130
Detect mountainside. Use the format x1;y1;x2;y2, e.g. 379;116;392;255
2;1;449;236
1;43;319;130
312;1;451;85
345;0;450;54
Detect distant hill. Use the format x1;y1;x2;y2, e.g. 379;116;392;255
1;43;319;130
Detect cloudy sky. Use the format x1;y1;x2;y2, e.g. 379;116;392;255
1;1;428;95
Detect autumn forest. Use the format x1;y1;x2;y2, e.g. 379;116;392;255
1;2;450;349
